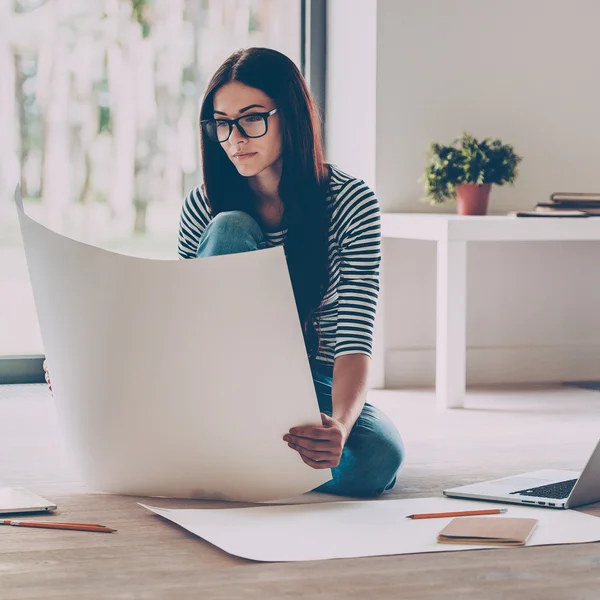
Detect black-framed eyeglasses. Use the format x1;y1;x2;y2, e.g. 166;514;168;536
200;108;278;143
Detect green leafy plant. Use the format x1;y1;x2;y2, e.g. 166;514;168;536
421;132;522;205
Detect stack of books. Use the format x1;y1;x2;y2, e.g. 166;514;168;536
535;193;600;216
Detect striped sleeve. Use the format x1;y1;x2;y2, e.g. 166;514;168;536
177;185;212;259
333;179;381;359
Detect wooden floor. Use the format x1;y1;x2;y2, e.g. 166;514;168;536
2;383;600;599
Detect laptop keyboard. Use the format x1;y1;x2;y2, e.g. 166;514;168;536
509;478;577;499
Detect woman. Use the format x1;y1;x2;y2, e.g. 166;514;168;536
44;47;404;498
177;47;404;497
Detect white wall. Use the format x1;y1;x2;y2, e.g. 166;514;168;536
328;0;600;387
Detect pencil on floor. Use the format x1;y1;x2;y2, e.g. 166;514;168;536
0;519;117;533
406;508;508;520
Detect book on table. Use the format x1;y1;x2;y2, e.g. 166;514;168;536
512;192;600;217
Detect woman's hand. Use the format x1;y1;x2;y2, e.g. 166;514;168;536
43;359;53;395
283;413;348;469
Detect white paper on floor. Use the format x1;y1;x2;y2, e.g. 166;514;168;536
14;185;330;502
141;497;600;562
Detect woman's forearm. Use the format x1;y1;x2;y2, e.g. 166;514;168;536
331;353;371;435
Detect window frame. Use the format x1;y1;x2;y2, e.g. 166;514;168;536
301;0;327;145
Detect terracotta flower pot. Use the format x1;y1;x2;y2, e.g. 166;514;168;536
455;183;492;216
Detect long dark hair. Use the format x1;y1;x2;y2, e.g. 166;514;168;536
199;47;330;358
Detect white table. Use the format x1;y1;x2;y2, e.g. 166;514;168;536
381;214;600;409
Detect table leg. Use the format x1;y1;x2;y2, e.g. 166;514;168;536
436;239;467;409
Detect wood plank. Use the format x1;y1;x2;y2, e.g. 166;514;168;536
2;383;600;599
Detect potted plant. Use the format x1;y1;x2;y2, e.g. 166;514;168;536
420;132;522;215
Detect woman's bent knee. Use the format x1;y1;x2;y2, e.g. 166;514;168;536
196;211;265;257
211;211;261;235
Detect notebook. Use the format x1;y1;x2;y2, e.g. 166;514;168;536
437;517;538;547
550;192;600;203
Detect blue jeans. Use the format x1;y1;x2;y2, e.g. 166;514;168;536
197;210;405;497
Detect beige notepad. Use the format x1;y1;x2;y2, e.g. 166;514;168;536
437;517;538;547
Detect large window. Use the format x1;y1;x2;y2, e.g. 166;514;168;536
0;0;302;357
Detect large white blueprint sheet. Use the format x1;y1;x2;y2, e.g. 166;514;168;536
14;186;331;501
142;497;600;562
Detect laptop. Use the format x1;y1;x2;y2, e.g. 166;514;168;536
444;439;600;509
0;488;57;514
